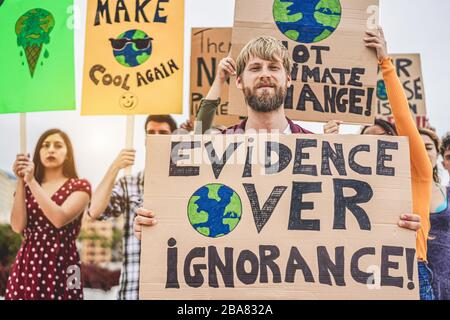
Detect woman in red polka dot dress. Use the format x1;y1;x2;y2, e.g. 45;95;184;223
6;129;91;300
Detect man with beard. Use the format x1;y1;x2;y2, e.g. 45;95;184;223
194;36;313;135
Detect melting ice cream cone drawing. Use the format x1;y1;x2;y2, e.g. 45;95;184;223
15;8;55;77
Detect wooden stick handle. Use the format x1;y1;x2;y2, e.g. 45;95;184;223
20;113;27;155
124;115;135;176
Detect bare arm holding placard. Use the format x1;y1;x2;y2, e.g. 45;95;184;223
88;149;136;219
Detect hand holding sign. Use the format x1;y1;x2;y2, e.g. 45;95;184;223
364;26;388;62
323;120;343;134
19;158;35;184
12;154;31;180
205;56;237;101
112;149;136;172
180;119;194;132
216;56;237;83
399;214;421;231
134;208;157;241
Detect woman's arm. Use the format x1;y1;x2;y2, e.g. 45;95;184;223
10;180;27;234
10;154;29;234
89;149;134;219
365;27;432;180
21;161;90;229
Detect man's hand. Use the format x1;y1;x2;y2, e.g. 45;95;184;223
133;208;158;241
180;119;194;132
215;56;236;84
398;214;421;232
323;120;343;134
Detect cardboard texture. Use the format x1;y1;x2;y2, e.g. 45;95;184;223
0;0;76;114
377;54;428;128
81;0;184;115
189;28;240;128
228;0;379;124
140;133;418;300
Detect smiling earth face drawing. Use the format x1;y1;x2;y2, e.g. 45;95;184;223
119;92;138;110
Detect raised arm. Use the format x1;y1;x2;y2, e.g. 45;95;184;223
195;57;236;134
88;149;135;219
365;27;432;180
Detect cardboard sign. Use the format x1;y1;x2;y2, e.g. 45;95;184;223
0;0;75;114
140;134;418;300
377;54;428;128
81;0;184;115
189;28;240;128
228;0;379;124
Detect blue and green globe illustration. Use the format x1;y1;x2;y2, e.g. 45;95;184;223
187;184;242;238
110;29;153;67
377;79;388;100
273;0;342;43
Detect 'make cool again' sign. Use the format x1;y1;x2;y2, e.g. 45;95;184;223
81;0;184;115
140;134;418;300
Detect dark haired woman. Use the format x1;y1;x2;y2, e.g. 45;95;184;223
361;118;398;136
5;129;91;300
420;128;450;300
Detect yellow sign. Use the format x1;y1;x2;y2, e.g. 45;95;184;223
81;0;184;115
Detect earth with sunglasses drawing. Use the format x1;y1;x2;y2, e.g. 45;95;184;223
109;29;153;67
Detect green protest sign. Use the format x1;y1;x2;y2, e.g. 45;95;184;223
0;0;75;114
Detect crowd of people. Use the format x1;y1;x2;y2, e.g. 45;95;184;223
4;26;450;300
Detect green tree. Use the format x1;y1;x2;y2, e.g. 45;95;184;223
0;224;22;266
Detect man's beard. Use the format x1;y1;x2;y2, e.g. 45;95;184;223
244;82;287;113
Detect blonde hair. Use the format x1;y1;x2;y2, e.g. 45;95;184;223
236;36;292;77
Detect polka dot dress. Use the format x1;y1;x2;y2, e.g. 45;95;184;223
5;178;91;300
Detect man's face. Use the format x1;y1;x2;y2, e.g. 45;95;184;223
146;121;172;135
443;149;450;176
236;56;291;113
